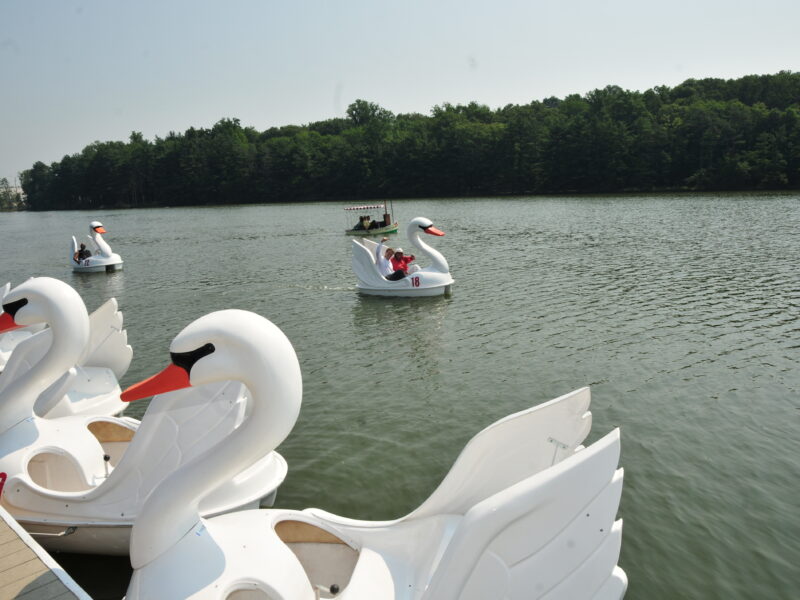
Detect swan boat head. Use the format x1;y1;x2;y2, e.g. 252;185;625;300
405;216;449;273
0;282;46;370
122;309;302;568
88;221;113;256
0;278;90;428
90;221;107;235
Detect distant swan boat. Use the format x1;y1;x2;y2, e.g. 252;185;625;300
70;221;123;272
352;216;454;297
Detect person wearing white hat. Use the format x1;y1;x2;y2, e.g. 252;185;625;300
391;247;416;275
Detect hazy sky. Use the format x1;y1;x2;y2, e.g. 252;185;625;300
1;0;798;184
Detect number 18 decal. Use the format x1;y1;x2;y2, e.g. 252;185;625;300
411;276;420;287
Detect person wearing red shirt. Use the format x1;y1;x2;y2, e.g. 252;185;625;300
390;248;416;274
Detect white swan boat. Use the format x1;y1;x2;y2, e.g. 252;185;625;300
0;278;132;418
70;221;123;272
123;310;626;599
0;280;287;554
352;217;454;297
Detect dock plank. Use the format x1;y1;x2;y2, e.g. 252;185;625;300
6;572;59;600
18;577;76;600
0;537;27;560
0;556;47;588
0;508;87;600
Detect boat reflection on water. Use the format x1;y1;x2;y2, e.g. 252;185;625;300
351;293;451;381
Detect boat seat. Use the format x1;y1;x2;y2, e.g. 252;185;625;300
336;548;394;599
27;450;94;492
274;519;395;599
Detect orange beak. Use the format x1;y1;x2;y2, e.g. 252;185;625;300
121;363;191;402
424;226;445;236
0;312;21;333
94;226;107;234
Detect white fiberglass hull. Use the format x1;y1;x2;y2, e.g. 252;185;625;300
72;258;123;273
10;452;285;555
356;282;453;297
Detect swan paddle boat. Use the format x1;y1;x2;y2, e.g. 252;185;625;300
70;220;123;272
352;216;454;297
123;310;626;599
0;278;132;418
0;281;287;554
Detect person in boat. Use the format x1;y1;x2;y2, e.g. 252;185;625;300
391;247;417;274
376;237;406;281
73;243;92;263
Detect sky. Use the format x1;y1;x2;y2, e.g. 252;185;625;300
1;0;798;185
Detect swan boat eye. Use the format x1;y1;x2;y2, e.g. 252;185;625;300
170;343;215;374
2;298;28;317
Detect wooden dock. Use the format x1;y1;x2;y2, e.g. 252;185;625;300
0;505;91;600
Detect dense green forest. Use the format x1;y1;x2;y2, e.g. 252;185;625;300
16;71;800;211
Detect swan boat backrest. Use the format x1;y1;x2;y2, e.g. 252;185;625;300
405;387;593;521
421;428;624;600
351;238;394;287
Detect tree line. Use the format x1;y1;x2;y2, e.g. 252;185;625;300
16;71;800;211
0;178;23;210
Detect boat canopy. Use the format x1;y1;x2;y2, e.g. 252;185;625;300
344;204;386;211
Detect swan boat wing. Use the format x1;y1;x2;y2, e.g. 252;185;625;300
419;429;625;600
407;386;593;520
81;297;133;379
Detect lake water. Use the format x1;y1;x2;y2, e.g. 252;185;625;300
1;193;798;599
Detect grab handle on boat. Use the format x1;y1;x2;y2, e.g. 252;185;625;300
548;436;570;465
314;583;340;597
30;526;77;538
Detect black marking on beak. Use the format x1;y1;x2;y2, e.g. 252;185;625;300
2;298;28;318
170;343;215;375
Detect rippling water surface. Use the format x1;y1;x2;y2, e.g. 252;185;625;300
2;193;798;599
